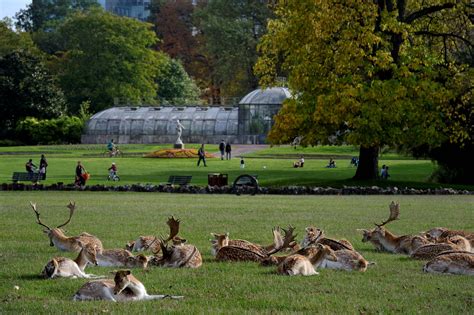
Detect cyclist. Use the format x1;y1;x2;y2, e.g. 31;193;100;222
108;162;118;180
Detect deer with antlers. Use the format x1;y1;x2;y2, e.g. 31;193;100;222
214;227;297;263
368;202;430;254
41;241;103;279
301;227;354;251
31;201;103;253
150;236;202;268
125;217;180;253
73;270;184;301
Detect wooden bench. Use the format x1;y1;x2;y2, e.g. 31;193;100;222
166;175;192;186
12;172;43;183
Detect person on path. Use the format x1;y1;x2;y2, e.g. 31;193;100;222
225;142;232;160
39;154;48;179
219;140;225;160
240;156;245;169
197;144;207;167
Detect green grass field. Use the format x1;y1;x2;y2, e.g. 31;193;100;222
1;144;469;190
0;192;472;314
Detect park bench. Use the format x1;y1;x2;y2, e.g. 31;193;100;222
12;172;43;183
165;175;192;186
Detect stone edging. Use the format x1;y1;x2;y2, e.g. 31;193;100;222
1;183;472;195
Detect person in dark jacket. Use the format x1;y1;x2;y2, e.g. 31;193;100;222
197;144;207;167
75;161;86;186
25;159;36;174
39;154;48;179
225;142;232;160
219;140;225;160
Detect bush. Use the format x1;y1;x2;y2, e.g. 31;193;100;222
15;116;84;145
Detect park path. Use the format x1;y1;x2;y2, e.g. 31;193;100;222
213;144;268;157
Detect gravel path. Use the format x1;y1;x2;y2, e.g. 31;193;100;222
213;144;268;157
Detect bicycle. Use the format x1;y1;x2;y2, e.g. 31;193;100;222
107;171;120;181
103;147;123;158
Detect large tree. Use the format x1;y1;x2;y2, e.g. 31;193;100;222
195;0;273;99
0;51;66;138
255;0;472;180
54;9;159;113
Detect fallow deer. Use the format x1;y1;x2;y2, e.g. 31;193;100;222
357;228;385;252
73;270;184;301
125;216;180;253
31;201;103;253
96;249;149;269
319;247;371;272
41;242;102;279
423;251;474;275
411;236;471;260
302;227;354;251
277;244;337;276
150;237;202;268
214;227;297;263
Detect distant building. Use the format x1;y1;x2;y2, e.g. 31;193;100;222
104;0;151;21
81;88;291;144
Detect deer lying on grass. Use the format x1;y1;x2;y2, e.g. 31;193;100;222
411;236;471;260
150;236;202;268
73;270;184;301
213;227;297;263
277;244;337;276
125;217;180;253
301;227;354;251
96;249;149;269
319;247;372;272
357;228;385;252
31;201;103;253
41;242;102;279
367;202;432;254
423;251;474;275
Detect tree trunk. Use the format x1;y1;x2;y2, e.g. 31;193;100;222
353;146;379;180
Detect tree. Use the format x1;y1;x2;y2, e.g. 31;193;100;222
255;0;472;180
155;53;201;104
0;19;39;57
54;9;159;113
0;51;66;139
195;0;273;99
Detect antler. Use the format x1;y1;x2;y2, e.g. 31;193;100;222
267;225;297;255
156;236;172;259
164;216;180;242
374;201;400;227
30;202;51;230
57;201;76;229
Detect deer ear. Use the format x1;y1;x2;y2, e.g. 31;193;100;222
125;270;131;275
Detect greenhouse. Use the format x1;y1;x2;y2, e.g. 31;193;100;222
81;87;291;144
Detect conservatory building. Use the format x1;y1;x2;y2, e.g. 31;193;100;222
81;87;291;144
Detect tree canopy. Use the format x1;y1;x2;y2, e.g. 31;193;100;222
54;9;159;113
255;0;472;180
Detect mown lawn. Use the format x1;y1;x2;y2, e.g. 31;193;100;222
0;144;468;190
0;192;472;314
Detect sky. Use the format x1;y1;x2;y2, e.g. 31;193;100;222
0;0;105;20
0;0;31;20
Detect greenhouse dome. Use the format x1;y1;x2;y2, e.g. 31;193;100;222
81;88;291;144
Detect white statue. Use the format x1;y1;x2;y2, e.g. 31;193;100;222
176;119;185;143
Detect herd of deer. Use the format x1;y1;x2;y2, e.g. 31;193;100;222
30;200;473;301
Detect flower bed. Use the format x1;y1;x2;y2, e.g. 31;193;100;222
144;149;215;158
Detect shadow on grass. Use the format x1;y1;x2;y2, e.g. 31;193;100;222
18;274;44;281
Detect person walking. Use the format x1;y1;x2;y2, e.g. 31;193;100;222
39;154;48;179
75;161;87;187
225;142;232;160
219;140;225;160
197;144;207;167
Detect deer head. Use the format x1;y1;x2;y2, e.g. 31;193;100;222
113;270;132;295
267;226;297;255
30;201;76;246
374;201;400;228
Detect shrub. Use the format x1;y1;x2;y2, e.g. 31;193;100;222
15;116;84;144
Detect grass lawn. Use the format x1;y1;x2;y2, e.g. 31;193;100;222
1;144;470;190
0;192;472;314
